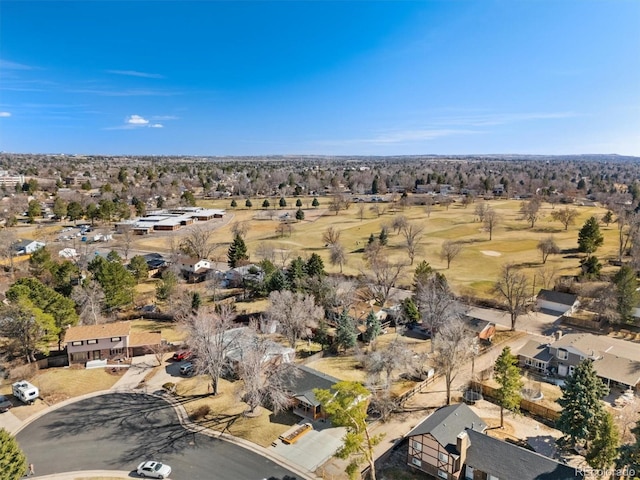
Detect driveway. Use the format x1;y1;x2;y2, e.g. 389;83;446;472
16;392;298;480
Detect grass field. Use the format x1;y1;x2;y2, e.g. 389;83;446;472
190;197;615;300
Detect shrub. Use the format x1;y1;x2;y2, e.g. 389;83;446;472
190;404;211;421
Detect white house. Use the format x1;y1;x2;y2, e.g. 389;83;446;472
13;239;46;255
536;289;580;315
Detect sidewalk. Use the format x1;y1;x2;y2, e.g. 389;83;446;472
3;354;317;480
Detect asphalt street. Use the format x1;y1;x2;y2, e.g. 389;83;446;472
16;392;298;480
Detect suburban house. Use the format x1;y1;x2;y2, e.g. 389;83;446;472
65;321;162;365
223;264;264;288
406;403;579;480
536;289;580;315
283;365;339;420
178;257;213;283
143;253;167;278
518;332;640;390
222;327;296;374
13;239;46;255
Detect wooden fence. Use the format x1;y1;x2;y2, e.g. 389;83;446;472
398;374;437;406
470;380;560;423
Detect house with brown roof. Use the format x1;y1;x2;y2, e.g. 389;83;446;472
65;321;162;365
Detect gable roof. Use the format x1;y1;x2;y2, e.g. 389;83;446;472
65;321;131;342
537;289;578;306
129;331;162;348
518;340;554;363
407;404;486;452
465;429;580;479
284;365;340;407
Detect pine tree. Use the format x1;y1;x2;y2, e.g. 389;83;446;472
613;265;640;324
335;309;357;352
295;208;305;221
279;197;287;208
557;359;609;446
0;428;27;480
578;216;604;256
296;198;303;207
191;292;201;312
314;319;332;351
262;199;270;209
364;311;382;343
493;346;523;428
245;198;252;208
378;227;389;246
286;256;307;291
617;419;640;475
230;198;237;208
312;197;319;208
586;410;620;471
305;253;325;277
227;234;249;268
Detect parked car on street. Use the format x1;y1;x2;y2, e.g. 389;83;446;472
0;394;13;412
136;460;171;478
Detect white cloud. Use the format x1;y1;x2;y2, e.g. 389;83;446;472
0;59;36;70
150;123;164;128
126;114;149;125
106;69;165;79
0;112;11;117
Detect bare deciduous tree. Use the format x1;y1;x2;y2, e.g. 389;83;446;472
391;215;408;235
329;242;347;273
357;204;365;221
535;266;558;291
182;305;241;395
117;224;134;261
440;240;463;269
550;207;579;231
72;280;105;325
0;228;18;279
519;198;542;228
493;264;529;331
322;226;341;246
362;337;414;391
401;223;424;265
237;333;300;416
255;242;276;263
433;316;475;405
267;290;324;348
180;225;219;259
146;342;170;366
231;220;249;239
360;257;405;306
483;207;500;240
474;202;489;222
537;236;560;264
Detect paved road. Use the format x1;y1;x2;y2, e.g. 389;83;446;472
16;393;298;480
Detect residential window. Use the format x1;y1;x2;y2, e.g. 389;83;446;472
87;339;98;345
557;349;568;360
71;352;87;361
438;452;448;462
71;341;83;346
110;348;124;355
111;337;121;342
465;466;474;480
438;470;448;479
488;475;499;480
412;441;422;452
411;458;422;467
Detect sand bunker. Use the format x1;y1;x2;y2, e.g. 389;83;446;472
481;250;502;257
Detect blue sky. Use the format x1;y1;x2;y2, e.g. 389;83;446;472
1;1;639;156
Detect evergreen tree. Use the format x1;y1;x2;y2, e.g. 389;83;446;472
191;292;201;312
311;197;320;208
378;227;389;246
286;256;307;291
557;359;609;446
580;255;602;279
335;309;357;352
266;269;289;293
262;199;270;209
305;253;325;277
371;175;379;194
279;197;287;208
367;233;376;245
314;319;332;351
230;198;237;208
296;198;303;207
88;256;135;310
493;346;523;427
401;297;420;324
227;234;249;268
0;428;27;480
578;216;604;256
586;410;620;472
602;210;613;226
245;198;252;208
66;201;84;222
413;260;434;288
613;265;640;324
155;270;178;301
128;255;149;282
295;208;305;221
364;311;382;343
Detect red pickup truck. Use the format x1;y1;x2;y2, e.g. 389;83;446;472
172;350;192;361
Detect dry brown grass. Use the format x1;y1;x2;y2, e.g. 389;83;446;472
130;319;186;344
175;376;298;447
34;368;122;400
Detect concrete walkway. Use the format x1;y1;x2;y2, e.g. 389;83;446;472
3;354;317;480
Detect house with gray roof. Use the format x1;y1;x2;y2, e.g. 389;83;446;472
406;403;579;480
536;289;579;315
283;365;339;420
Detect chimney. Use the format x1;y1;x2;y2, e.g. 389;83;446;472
456;431;469;471
554;330;563;341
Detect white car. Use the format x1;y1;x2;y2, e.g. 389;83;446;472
137;461;172;478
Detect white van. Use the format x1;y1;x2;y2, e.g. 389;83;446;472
12;380;39;404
